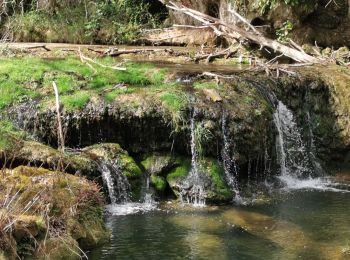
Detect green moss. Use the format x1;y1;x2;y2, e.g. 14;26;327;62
151;175;167;192
119;153;143;179
105;88;135;103
166;158;191;183
0;120;25;151
203;159;232;199
61;92;90;111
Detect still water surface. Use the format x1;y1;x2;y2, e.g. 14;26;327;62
88;182;350;260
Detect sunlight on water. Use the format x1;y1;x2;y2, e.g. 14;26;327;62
278;175;350;193
106;201;158;216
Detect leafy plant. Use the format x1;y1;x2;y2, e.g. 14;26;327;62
276;20;293;43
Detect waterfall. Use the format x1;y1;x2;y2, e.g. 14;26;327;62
98;159;131;204
179;110;206;206
221;110;241;201
273;101;314;181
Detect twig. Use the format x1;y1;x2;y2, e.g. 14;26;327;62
25;45;51;51
52;81;65;152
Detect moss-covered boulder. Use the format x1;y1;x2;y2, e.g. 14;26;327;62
166;157;233;203
0;166;109;259
83;143;143;200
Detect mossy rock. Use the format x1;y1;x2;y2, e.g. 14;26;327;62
165;157;233;202
0;166;108;258
166;157;191;187
84;143;142;179
141;153;175;176
151;175;167;192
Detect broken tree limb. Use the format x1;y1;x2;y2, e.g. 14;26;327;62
166;1;321;63
78;48;126;71
25;44;51;51
52;81;65;152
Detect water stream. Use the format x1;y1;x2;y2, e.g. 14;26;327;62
221;110;241;202
179;111;206;206
98;159;157;216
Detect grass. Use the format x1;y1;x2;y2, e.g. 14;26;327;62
61;92;91;111
160;91;188;130
0;57;168;110
0;120;25;150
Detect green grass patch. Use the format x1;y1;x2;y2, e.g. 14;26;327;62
105;88;136;103
160;91;187;113
61;92;90;111
0;57;169;110
0;120;25;150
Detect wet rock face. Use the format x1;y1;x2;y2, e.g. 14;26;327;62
169;0;350;47
273;66;350;165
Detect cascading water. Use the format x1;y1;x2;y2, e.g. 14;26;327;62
179;110;206;206
98;159;131;204
273;101;313;180
99;159;157;216
221;110;241;201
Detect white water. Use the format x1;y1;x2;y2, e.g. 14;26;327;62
221;111;241;202
279;175;350;193
273;101;350;193
99;159;158;215
273;101;312;180
179;112;206;207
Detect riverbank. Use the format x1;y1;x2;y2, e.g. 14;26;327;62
1;44;350;258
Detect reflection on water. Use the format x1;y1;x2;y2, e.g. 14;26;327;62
88;188;350;260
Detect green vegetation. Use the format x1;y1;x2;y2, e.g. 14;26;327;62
160;91;188;130
204;159;232;199
151;175;167;192
193;81;218;89
0;166;109;258
0;121;25;151
4;0;167;44
276;20;294;43
194;122;213;158
61;92;90;111
166;158;191;183
0;57;168;110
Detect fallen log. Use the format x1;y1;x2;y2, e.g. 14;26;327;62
165;1;321;64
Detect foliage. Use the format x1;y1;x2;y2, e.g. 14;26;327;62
160;91;188;131
194;122;213;158
276;20;293;43
0;166;108;258
166;158;191;182
3;0;167;44
256;0;300;14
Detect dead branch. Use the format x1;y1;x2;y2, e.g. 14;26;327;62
166;1;321;64
52;81;65;153
25;45;51;51
78;48;126;71
105;48;175;57
193;47;238;63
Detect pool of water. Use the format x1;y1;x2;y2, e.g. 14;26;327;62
88;179;350;260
